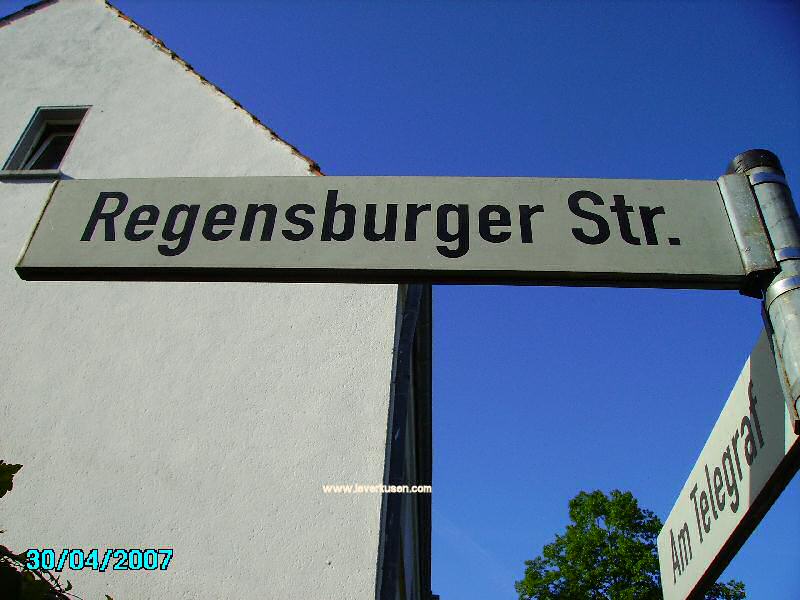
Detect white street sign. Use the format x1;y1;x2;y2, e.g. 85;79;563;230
658;331;800;599
17;176;757;287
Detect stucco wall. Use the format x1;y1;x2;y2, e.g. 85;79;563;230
0;2;397;598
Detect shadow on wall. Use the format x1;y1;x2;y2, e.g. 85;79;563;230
0;460;114;600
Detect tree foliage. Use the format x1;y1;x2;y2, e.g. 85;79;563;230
515;490;745;600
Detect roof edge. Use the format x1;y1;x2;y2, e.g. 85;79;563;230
0;0;58;27
103;1;323;176
0;0;324;175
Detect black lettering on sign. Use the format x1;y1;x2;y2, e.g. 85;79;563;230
569;191;610;244
124;204;159;241
689;484;704;543
159;204;199;257
282;204;315;241
684;379;768;547
699;485;711;533
704;464;719;521
568;191;680;247
75;188;689;260
436;204;469;259
670;528;681;582
639;205;666;245
478;205;511;243
81;192;129;241
241;204;277;241
731;428;743;479
405;204;431;241
364;204;398;241
670;522;692;583
678;523;692;575
713;466;726;512
741;415;758;465
321;190;355;241
749;382;765;448
721;446;740;512
610;195;641;245
518;205;544;244
203;204;236;241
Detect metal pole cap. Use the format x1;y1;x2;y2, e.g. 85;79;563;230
727;149;784;176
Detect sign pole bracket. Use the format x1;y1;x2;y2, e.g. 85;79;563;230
728;149;800;433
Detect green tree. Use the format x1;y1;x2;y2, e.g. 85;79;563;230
515;490;745;600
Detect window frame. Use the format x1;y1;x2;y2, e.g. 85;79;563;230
1;106;89;180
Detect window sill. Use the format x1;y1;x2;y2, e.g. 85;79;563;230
0;169;61;181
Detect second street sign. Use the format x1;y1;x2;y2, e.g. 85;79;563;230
18;176;760;286
658;331;800;600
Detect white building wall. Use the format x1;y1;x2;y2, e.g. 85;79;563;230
0;2;398;598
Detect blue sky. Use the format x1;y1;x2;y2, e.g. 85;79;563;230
6;1;799;598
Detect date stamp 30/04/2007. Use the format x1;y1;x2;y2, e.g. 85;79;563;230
25;548;173;572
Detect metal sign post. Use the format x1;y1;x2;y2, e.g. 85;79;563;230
728;150;800;434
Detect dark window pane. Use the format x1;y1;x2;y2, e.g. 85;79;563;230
23;122;80;170
28;134;74;170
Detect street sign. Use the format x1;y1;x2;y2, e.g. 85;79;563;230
658;331;800;600
17;176;761;287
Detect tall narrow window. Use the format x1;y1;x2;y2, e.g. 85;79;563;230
2;106;88;174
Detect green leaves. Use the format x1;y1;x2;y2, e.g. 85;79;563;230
0;461;23;499
514;489;745;600
706;580;746;600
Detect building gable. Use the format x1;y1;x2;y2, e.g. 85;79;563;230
0;0;321;179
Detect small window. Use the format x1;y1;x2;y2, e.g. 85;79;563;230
2;106;88;175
